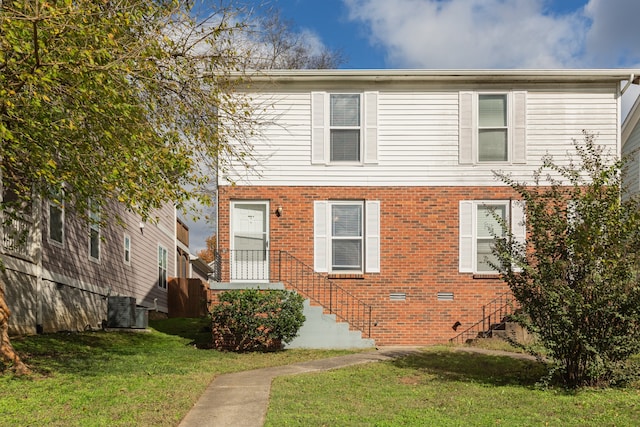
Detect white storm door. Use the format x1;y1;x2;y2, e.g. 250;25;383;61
231;201;269;281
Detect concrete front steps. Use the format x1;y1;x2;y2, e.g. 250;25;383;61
210;281;375;349
285;299;376;349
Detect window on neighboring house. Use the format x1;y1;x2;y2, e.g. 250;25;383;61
123;234;131;265
330;94;361;162
458;91;526;165
48;193;64;246
459;200;526;274
478;94;508;162
158;245;168;289
311;91;378;165
2;176;32;215
88;200;100;261
314;200;380;274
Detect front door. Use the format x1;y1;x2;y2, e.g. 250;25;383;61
230;201;269;281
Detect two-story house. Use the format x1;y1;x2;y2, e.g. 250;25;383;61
215;69;639;346
1;188;177;335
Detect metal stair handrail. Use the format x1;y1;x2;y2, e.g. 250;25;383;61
449;291;518;344
212;249;373;338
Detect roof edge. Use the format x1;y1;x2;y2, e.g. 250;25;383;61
239;68;640;84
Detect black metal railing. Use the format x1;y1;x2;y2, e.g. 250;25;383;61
212;249;373;338
449;291;518;344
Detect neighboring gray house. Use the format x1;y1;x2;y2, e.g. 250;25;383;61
1;191;176;335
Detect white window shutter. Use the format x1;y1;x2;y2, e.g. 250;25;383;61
364;91;379;164
365;200;380;273
459;201;474;272
311;92;327;164
314;201;328;272
510;200;526;245
510;200;526;272
459;92;475;164
512;91;527;164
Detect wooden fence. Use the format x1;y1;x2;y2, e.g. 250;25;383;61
168;278;209;318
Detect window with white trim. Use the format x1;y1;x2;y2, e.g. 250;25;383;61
331;203;363;270
311;91;378;165
314;200;380;274
478;94;508;162
459;200;526;273
330;94;361;162
475;203;506;272
123;234;131;265
88;199;100;262
48;193;64;247
459;91;527;165
158;245;168;289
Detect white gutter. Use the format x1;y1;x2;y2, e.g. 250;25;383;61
239;68;640;84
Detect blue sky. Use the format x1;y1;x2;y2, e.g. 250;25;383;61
261;0;640;69
186;0;640;251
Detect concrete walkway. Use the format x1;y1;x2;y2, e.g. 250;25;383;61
177;347;422;427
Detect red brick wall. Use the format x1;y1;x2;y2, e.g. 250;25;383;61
218;185;519;345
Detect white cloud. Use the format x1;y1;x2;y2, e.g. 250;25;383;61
343;0;586;68
584;0;640;66
343;0;640;69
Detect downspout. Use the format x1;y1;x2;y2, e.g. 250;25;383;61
621;74;635;95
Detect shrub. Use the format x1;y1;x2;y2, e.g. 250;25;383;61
211;289;305;352
493;133;640;388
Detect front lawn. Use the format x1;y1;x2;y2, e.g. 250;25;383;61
266;346;640;426
0;317;353;426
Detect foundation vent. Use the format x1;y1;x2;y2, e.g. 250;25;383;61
389;293;406;301
437;292;454;301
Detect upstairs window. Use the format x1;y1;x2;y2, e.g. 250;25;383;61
478;94;508;162
311;91;378;165
459;91;527;165
330;94;361;162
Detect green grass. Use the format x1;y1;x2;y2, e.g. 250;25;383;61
265;346;640;426
0;317;354;427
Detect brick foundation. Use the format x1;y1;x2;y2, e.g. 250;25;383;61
218;186;518;345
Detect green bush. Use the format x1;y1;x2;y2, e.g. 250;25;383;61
493;133;640;388
211;289;305;352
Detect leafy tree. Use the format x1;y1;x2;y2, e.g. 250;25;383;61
186;6;345;250
0;0;256;374
493;132;640;388
196;234;217;263
244;9;345;70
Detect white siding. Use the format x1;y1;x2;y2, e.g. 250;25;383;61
623;120;640;195
224;85;620;187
